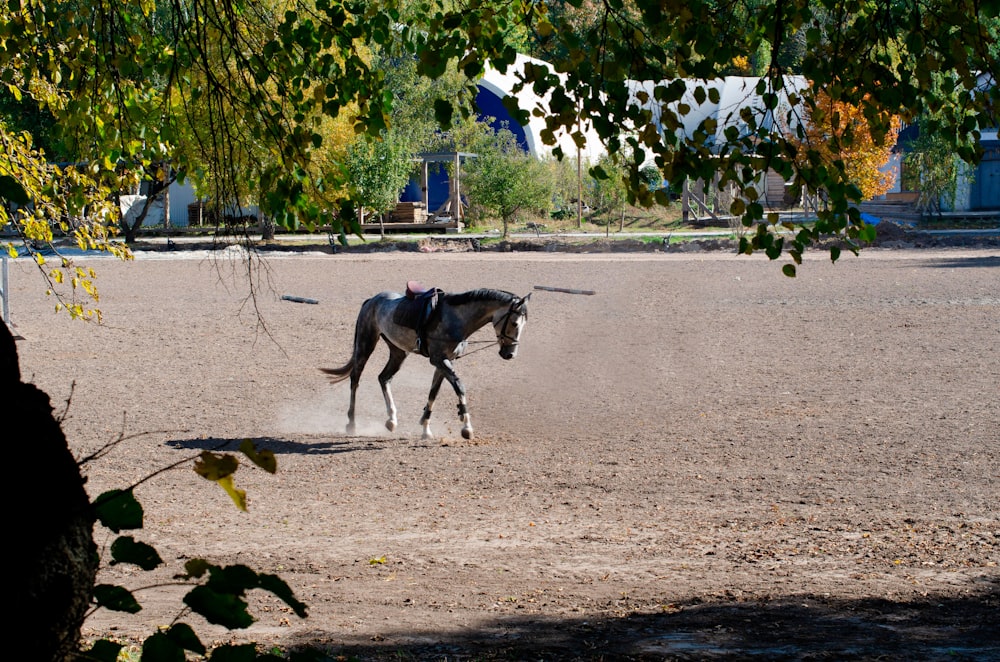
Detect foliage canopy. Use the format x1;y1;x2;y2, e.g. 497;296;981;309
2;0;997;280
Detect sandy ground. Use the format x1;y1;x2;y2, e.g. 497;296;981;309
8;244;999;660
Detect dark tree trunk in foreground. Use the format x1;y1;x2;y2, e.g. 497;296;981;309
3;321;98;661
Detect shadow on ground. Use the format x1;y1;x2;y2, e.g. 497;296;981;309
920;255;1000;269
290;585;999;661
164;435;397;455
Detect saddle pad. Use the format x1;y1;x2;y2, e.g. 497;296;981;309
392;297;424;329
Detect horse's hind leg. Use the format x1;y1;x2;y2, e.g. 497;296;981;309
378;344;407;432
420;368;447;440
346;317;380;435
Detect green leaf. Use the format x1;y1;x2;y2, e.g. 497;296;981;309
259;573;308;618
859;223;877;243
93;584;142;613
782;264;797;278
765;237;783;260
433;98;453;129
206;643;258;662
184;558;212;579
184;585;254;629
830;245;842;262
140;632;185;662
93;489;144;532
206;564;262;594
110;535;163;570
84;640;123;662
163;623;206;654
0;174;30;205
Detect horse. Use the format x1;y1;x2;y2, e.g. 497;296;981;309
321;286;531;440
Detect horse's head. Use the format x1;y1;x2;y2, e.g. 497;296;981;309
493;293;530;360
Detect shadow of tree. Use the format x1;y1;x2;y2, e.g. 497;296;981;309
921;255;1000;269
289;584;999;661
164;436;398;455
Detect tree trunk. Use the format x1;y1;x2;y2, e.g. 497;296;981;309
163;165;172;229
3;321;98;662
260;213;276;241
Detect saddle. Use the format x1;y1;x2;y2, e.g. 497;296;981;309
405;280;429;298
395;281;441;356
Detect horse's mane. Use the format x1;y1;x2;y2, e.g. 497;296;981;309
443;288;516;306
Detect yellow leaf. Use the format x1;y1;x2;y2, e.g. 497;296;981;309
193;451;238;480
216;474;248;511
239;439;277;474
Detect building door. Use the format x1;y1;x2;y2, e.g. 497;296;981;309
970;143;1000;210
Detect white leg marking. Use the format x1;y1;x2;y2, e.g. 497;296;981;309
383;383;398;432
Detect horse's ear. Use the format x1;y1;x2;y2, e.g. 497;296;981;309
522;293;532;303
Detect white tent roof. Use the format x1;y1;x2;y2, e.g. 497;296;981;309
479;54;605;162
481;55;809;162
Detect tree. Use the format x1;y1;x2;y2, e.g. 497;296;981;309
3;0;999;658
4;309;308;662
5;0;998;275
900;70;985;217
345;131;416;235
487;0;997;273
6;319;98;662
591;153;629;232
118;162;179;244
464;128;553;237
789;87;901;201
903;118;964;216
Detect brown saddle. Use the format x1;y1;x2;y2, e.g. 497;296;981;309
406;280;429;299
395;282;440;335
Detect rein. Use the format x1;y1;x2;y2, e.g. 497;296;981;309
426;299;522;359
457;339;500;358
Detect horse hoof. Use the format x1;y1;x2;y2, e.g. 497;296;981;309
346;423;356;435
422;432;434;441
385;420;397;432
462;428;473;440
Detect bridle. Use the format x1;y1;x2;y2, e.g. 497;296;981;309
454;299;526;359
495;299;526;349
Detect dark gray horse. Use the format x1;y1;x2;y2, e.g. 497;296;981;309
321;287;531;440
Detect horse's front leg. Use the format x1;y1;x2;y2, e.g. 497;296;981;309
420;368;447;440
434;358;473;440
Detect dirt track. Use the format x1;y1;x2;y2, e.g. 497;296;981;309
10;245;1000;660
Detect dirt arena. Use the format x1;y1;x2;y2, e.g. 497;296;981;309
9;244;999;660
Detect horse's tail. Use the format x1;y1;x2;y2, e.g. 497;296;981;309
319;296;375;384
319;362;353;384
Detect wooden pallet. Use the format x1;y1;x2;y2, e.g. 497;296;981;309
389;202;428;224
